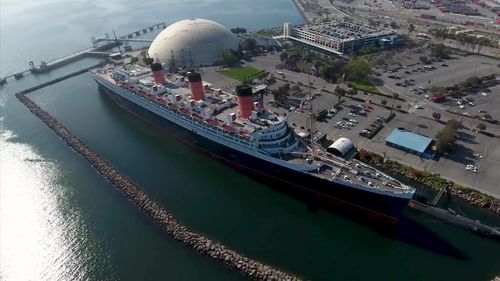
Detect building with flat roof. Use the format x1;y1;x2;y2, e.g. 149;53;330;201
282;21;398;55
385;128;436;159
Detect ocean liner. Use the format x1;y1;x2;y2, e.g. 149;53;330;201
90;62;415;224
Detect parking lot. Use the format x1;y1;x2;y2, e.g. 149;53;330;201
438;83;500;124
264;79;391;147
378;53;499;103
364;112;500;197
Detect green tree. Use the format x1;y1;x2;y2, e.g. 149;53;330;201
432;112;441;120
334;86;346;106
348;88;358;95
476;37;490;54
272;83;291;102
321;65;335;81
279;52;288;62
230;27;247;34
434;28;447;41
291;84;301;93
242;38;258;54
429;85;445;96
392;93;399;100
477;123;487;131
143;57;154;65
419;56;430;64
447;119;463;130
130;56;139;64
221;50;239;66
390;21;398;29
381;99;387;106
435;121;461;153
430;44;451;59
408;23;415;34
344;58;372;82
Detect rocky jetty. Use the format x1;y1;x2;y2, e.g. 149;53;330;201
16;92;302;281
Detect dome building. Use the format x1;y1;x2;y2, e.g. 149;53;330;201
327;137;354;157
148;18;240;67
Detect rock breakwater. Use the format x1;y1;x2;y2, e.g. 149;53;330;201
16;91;302;281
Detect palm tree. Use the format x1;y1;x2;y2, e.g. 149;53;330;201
476;37;490;54
466;36;476;52
456;33;467;50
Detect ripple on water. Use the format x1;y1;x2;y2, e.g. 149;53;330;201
0;129;104;280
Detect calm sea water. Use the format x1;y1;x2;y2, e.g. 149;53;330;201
1;1;499;280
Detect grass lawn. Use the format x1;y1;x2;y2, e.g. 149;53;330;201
222;66;263;81
349;80;381;94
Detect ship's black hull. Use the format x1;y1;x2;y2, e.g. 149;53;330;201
99;85;411;224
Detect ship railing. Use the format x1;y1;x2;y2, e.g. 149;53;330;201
126;88;253;147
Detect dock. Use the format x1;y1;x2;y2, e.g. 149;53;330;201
408;200;500;240
0;22;165;84
16;64;103;96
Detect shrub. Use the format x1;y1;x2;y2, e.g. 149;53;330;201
360;150;371;160
411;170;423;177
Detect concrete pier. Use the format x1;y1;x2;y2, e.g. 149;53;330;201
1;22;166;82
408;200;500;240
15;64;102;96
14;74;302;281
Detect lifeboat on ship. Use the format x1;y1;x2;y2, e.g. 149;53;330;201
206;119;219;126
191;113;204;121
179;108;190;115
156;98;166;105
239;130;251;139
222;124;237;132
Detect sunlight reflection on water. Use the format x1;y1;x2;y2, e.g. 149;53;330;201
0;128;93;280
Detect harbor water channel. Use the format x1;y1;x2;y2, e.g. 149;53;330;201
1;0;499;280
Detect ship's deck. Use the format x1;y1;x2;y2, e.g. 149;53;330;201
96;64;285;134
283;150;412;194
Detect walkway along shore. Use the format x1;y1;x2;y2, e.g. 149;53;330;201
15;90;302;281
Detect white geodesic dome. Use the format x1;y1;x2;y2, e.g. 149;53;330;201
148;18;240;67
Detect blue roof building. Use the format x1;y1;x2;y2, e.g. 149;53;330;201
385;128;436;159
